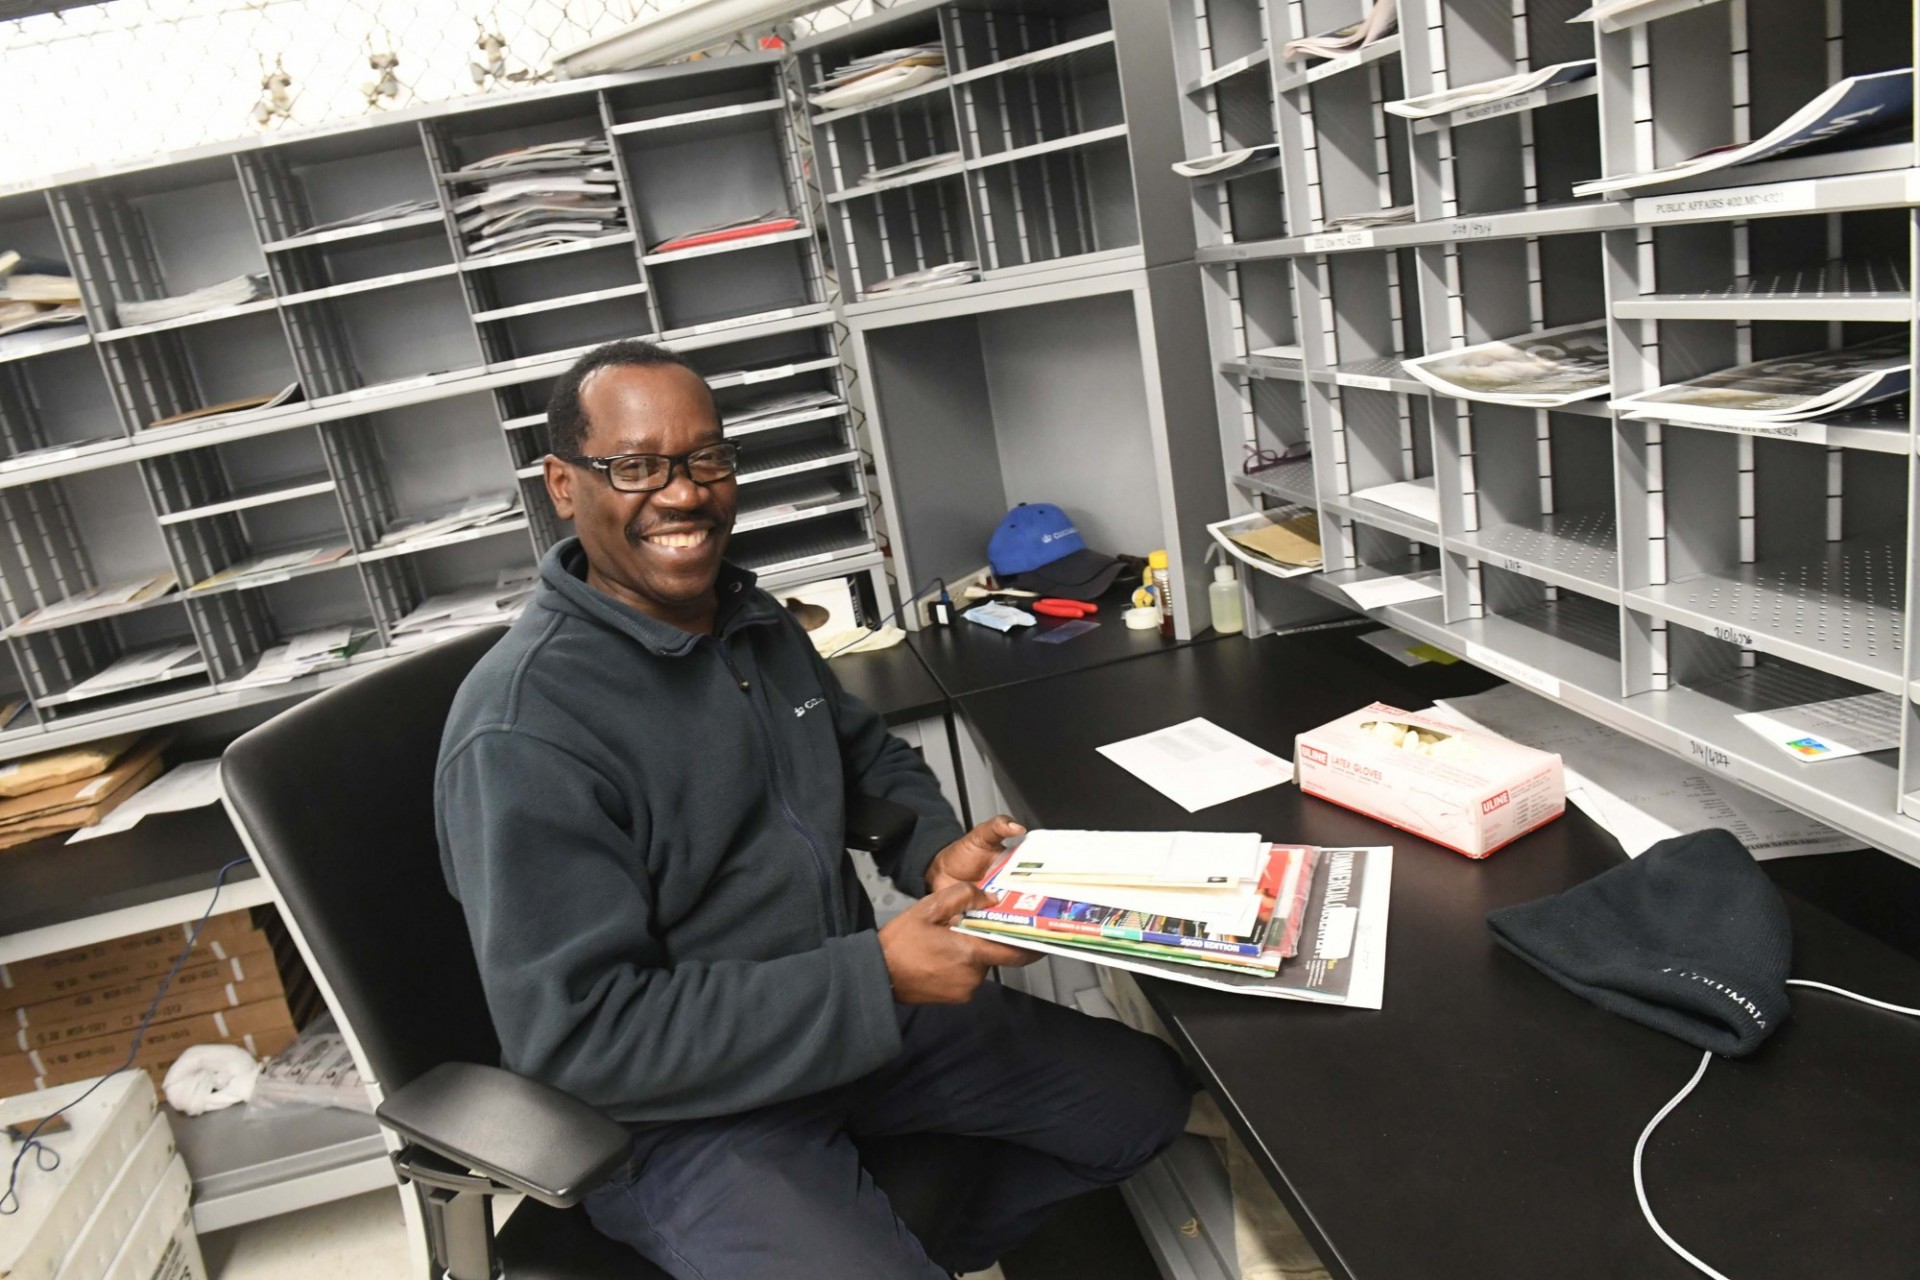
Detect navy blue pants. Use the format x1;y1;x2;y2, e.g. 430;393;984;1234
582;981;1193;1278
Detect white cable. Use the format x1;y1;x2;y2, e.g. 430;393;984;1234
1633;1049;1730;1280
1785;978;1920;1018
1632;979;1920;1280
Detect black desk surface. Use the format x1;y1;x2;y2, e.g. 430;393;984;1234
959;629;1920;1280
826;639;946;725
907;581;1214;700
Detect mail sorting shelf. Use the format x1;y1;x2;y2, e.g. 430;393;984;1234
1398;0;1603;223
0;190;119;469
1273;0;1414;237
1169;0;1286;251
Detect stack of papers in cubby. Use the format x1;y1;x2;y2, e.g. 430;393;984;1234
864;260;980;296
373;494;519;549
1282;0;1397;62
649;210;801;255
189;545;351;592
0;252;83;337
1609;334;1910;427
115;273;269;327
444;138;627;259
145;382;302;431
391;570;537;650
854;151;962;187
226;626;369;689
809;44;947;110
14;571;177;631
296;196;440;237
721;388;841;429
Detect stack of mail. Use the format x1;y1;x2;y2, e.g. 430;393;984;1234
865;260;979;297
374;495;520;549
227;626;367;689
960;830;1318;976
64;646;203;701
810;44;946;111
116;273;269;327
445;138;627;259
0;251;83;338
391;571;537;650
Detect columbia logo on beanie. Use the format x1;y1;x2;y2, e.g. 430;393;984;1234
1485;828;1792;1057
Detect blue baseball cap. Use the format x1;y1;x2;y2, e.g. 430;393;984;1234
987;503;1125;601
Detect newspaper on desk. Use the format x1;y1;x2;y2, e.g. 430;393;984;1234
1403;320;1611;407
1436;684;1858;858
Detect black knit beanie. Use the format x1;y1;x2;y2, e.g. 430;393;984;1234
1486;829;1793;1057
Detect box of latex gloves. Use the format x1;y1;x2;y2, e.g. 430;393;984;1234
1294;703;1563;858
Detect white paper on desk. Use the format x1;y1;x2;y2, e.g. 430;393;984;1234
1437;685;1858;859
1096;718;1291;812
1733;692;1901;763
1335;574;1443;611
67;759;223;843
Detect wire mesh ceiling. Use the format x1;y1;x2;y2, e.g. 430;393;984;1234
0;0;890;189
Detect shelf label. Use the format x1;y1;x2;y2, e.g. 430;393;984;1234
1336;373;1393;392
1455;90;1547;125
1696;419;1828;445
1207;53;1257;84
1686;737;1737;776
1217;244;1255;260
1447;219;1496;239
1633;181;1818;223
1497;556;1527;575
1710;623;1756;648
1307;53;1362;82
1302;229;1373;253
1465;642;1562;698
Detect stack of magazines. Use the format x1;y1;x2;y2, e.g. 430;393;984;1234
1610;335;1910;428
957;831;1392;1007
1282;0;1397;62
444;139;627;259
0;252;83;338
865;260;979;297
809;44;946;111
116;273;268;328
1403;320;1611;407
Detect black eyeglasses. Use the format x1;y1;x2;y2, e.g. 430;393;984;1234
560;442;741;493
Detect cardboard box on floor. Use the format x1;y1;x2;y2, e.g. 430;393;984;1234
0;913;262;1011
11;969;286;1054
0;998;298;1095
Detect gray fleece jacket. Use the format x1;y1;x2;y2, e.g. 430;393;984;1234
434;538;963;1122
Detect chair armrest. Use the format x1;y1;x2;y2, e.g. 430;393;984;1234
376;1062;632;1208
846;792;918;860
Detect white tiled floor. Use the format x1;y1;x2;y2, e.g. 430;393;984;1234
199;1190;412;1280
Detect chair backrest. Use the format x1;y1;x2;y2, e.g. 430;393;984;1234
221;627;508;1092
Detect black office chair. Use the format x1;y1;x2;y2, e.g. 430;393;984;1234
221;626;991;1280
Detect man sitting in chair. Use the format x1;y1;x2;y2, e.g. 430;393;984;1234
435;339;1192;1279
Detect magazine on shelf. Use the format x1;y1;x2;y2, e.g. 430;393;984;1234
1282;0;1398;62
0;302;83;336
962;842;1318;975
856;151;963;187
1610;335;1910;425
962;845;1393;1009
442;138;628;260
649;211;801;255
1386;59;1595;120
16;572;177;630
1171;144;1281;178
189;545;350;592
865;261;981;296
1206;508;1323;578
145;382;302;431
374;495;520;548
1573;68;1914;196
810;45;946;110
296;197;440;237
1403;320;1611;407
116;273;269;327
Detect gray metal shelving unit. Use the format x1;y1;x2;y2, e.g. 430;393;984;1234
0;51;896;1234
1181;0;1920;864
0;53;890;765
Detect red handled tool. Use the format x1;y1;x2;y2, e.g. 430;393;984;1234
1032;598;1099;619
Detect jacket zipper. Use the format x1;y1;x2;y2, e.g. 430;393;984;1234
716;637;842;933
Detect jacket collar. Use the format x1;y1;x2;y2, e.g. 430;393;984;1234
537;537;782;656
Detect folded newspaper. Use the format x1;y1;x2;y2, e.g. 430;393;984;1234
1573;68;1913;196
1282;0;1397;62
1171;144;1281;179
1610;334;1910;426
1403;320;1611;407
1385;59;1595;120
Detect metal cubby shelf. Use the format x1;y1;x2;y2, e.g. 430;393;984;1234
1186;0;1920;862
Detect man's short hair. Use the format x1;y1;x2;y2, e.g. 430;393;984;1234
546;339;712;459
